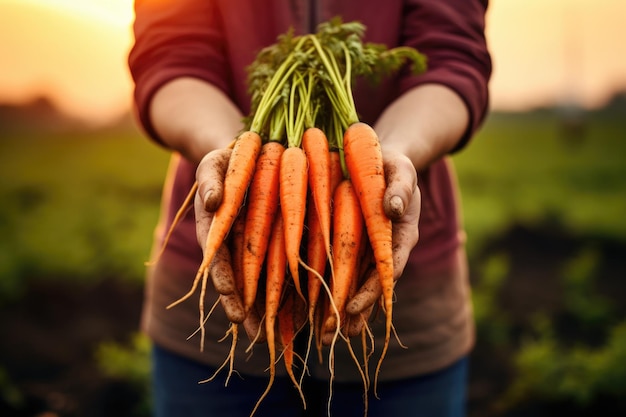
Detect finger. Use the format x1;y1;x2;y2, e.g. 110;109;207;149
345;306;374;338
321;328;338;346
209;244;236;295
196;148;232;212
210;244;245;323
390;187;421;280
219;292;246;324
345;270;382;315
194;191;212;248
242;303;266;343
382;151;417;221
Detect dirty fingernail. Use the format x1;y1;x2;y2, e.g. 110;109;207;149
389;195;404;216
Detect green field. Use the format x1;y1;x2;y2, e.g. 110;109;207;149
0;126;170;294
454;110;626;256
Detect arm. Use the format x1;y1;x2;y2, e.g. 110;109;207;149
149;77;244;164
344;0;491;321
129;0;241;162
375;84;469;172
374;0;491;223
130;0;252;327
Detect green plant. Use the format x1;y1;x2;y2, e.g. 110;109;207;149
472;252;511;346
561;245;613;326
95;333;152;416
499;316;626;410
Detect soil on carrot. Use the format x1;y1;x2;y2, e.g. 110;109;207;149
1;223;625;417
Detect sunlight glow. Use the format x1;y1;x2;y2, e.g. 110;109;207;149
0;0;625;125
19;0;134;27
0;0;136;125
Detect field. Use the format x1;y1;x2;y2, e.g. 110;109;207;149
0;106;625;416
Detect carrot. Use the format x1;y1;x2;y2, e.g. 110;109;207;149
278;288;306;408
199;321;239;386
203;130;262;272
329;150;344;196
308;150;343;316
308;150;344;333
232;209;266;344
323;179;364;333
302;127;333;267
342;122;394;392
279;146;308;300
305;194;326;323
309;151;344;361
242;141;285;314
230;210;247;298
251;212;287;417
302;127;332;353
168;131;262;310
344;232;373;338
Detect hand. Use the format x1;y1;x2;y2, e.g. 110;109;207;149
194;149;259;334
342;148;421;335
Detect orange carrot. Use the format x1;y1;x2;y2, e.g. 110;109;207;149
242;141;285;314
302;127;332;265
228;211;246;371
329;150;344;197
168;131;262;310
278;288;306;407
206;130;262;269
251;212;287;417
230;209;266;344
309;149;344;320
312;149;348;355
345;232;373;338
306;193;326;320
304;191;327;362
343;122;394;391
279;146;308;300
230;210;246;298
323;179;364;333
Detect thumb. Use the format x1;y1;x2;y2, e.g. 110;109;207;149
383;153;417;221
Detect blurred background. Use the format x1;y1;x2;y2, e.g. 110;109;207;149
1;0;625;416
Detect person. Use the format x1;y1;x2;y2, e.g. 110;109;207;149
128;1;492;416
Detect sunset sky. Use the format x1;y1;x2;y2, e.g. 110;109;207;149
1;0;625;126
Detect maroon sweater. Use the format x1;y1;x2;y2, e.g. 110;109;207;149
129;0;491;381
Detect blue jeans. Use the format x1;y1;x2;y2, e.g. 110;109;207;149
151;344;468;417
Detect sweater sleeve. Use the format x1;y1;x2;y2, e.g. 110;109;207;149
401;0;492;150
128;0;229;144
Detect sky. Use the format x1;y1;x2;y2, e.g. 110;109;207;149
1;0;625;126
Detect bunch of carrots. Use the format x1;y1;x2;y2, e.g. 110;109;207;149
160;18;426;416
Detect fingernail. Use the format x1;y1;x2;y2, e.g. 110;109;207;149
389;195;404;216
203;190;214;209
